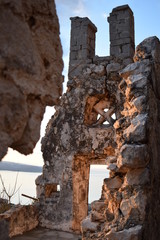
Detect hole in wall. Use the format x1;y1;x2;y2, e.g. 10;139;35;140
97;114;101;120
111;113;116;120
28;16;36;28
103;120;109;125
57;184;60;191
104;108;109;113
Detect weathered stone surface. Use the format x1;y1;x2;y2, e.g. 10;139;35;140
0;205;38;237
0;0;63;159
117;144;149;170
119;60;151;79
104;176;122;190
134;36;160;62
123;114;148;143
131;96;146;113
0;219;9;240
108;5;135;60
123;168;149;187
107;63;122;74
126;74;148;90
81;217;99;233
120;191;147;219
91;201;106;212
105;225;142;240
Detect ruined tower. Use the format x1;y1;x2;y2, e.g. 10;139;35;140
69;17;97;62
108;5;135;62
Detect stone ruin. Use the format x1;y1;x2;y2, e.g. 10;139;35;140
36;4;160;240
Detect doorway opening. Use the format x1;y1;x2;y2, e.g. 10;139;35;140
88;165;109;205
72;156;108;231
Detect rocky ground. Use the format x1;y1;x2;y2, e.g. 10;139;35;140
12;227;81;240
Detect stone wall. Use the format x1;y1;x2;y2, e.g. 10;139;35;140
0;0;63;160
38;4;134;233
37;54;122;231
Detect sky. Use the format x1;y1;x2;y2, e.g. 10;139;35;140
2;0;160;166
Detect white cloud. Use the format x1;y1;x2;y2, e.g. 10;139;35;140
55;0;88;17
73;0;88;16
102;12;109;20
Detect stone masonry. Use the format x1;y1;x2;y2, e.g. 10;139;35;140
37;4;160;240
108;5;135;62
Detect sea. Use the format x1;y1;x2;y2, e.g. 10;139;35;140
0;165;109;205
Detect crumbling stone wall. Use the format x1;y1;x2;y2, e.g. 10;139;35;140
0;0;63;160
81;32;160;240
38;4;160;240
38;4;134;233
37;54;120;231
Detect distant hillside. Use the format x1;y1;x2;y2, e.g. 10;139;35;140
0;161;42;173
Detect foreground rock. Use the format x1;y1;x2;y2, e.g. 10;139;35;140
0;0;63;159
0;205;38;237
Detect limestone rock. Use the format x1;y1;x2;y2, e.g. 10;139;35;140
123;168;149;187
104;176;122;190
81;217;99;233
107;63;121;74
0;0;63;159
91;201;106;212
131;96;146;113
126;74;148;90
0;205;38;237
105;225;142;240
134;36;160;62
117;144;149;170
123;114;148;143
119;60;151;79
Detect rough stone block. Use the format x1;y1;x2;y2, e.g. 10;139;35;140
117;144;149;170
131;96;146;113
123;168;149;187
91;201;106;212
0;205;38;237
126;74;148;90
107;62;122;74
123;114;148;143
81;217;99;233
119;60;151;79
105;225;142;240
104;176;122;190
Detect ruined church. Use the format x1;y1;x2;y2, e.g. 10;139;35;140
36;4;160;240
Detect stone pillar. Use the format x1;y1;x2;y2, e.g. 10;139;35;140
108;5;135;61
69;17;97;62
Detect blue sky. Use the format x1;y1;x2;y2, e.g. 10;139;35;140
2;0;160;166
